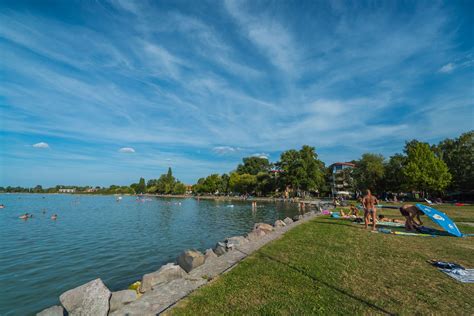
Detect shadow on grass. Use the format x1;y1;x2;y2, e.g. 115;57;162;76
256;251;396;316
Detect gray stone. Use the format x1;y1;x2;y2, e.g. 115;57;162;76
140;263;187;293
59;278;110;316
214;241;227;256
274;219;286;228
292;215;304;222
283;217;294;225
225;236;249;249
177;249;205;273
204;248;217;261
253;223;273;234
245;230;264;241
109;290;137;313
36;305;64;316
110;278;207;316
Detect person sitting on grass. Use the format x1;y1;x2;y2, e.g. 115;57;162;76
399;204;424;231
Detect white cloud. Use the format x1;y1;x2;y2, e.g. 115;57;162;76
118;147;135;153
212;146;240;155
439;63;455;73
252;153;269;159
32;142;49;149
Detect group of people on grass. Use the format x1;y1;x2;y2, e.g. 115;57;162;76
360;189;424;231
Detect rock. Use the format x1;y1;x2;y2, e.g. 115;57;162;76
59;278;110;316
274;219;286;228
283;217;294;225
214;241;227;256
204;248;217;261
245;230;264;241
225;236;249;249
140;263;187;293
109;290;137;313
177;249;205;273
36;305;64;316
253;223;273;234
292;215;304;222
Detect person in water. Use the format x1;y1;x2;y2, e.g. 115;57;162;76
362;189;379;230
399;204;423;231
51;214;58;220
19;213;30;219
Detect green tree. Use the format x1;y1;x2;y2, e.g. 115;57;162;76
382;154;407;193
433;131;473;193
236;157;271;175
276;146;325;197
402;141;452;195
229;172;257;194
352;153;385;193
136;177;146;194
172;182;187;195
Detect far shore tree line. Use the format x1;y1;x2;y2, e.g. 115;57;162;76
1;131;472;199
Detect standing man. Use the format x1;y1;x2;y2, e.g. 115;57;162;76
363;189;379;230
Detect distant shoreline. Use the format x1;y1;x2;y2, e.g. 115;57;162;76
0;192;324;204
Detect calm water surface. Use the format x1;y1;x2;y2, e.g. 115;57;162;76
0;194;302;315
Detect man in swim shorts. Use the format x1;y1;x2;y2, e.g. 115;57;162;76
363;189;379;230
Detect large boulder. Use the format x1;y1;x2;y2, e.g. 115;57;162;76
225;236;249;249
204;248;217;261
214;241;227;256
254;223;273;234
36;305;64;316
177;250;205;273
140;263;187;293
274;219;286;228
109;290;137;313
59;278;110;316
283;217;294;225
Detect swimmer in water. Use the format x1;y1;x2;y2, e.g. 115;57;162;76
19;213;30;219
51;214;58;220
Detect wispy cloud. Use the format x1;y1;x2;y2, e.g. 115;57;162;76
118;147;135;153
32;142;50;149
1;1;472;186
439;63;455;73
212;146;241;155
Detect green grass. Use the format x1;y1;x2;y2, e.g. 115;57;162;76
168;205;474;315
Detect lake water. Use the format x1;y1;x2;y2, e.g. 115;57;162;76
0;194;302;315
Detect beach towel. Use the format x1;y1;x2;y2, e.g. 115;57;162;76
429;261;474;283
393;231;435;237
441;269;474;283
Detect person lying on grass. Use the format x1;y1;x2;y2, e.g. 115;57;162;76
377;214;405;224
399;204;424;231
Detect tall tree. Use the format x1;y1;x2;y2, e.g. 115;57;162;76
276;145;325;197
434;131;473;193
402;141;451;195
383;154;407;192
136;177;146;194
352;153;385;193
236;157;271;175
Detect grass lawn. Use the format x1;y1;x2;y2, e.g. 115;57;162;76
168;205;474;315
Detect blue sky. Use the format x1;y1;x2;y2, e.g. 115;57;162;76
0;0;473;187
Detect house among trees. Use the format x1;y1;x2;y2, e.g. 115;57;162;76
329;162;355;197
